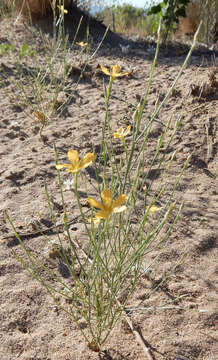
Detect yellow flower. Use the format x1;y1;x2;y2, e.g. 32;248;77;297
113;125;131;139
87;189;127;220
149;205;161;216
76;41;88;47
57;5;68;14
101;65;130;80
56;150;96;173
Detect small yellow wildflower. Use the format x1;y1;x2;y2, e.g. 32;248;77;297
56;150;96;173
149;205;161;216
113;125;131;139
57;5;68;14
87;189;127;220
101;65;130;80
76;41;88;47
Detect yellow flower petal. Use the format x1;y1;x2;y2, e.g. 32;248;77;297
56;163;73;171
113;194;128;208
101;189;113;209
88;217;101;224
111;65;121;76
118;71;130;77
87;198;104;210
79;153;96;169
113;205;127;213
95;209;112;219
76;41;88;47
113;125;131;139
111;65;130;78
68;150;79;167
101;65;130;79
124;125;131;135
149;205;161;216
56;150;95;174
56;164;64;170
57;5;68;13
100;66;111;76
113;127;123;139
87;189;128;221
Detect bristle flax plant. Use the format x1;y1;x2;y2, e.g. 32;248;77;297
6;21;202;352
2;1;106;141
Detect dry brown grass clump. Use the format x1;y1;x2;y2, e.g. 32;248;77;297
189;66;218;98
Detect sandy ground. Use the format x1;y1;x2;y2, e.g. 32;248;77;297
0;10;218;360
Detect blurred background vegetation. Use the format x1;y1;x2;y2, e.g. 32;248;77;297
1;0;218;45
94;0;218;45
